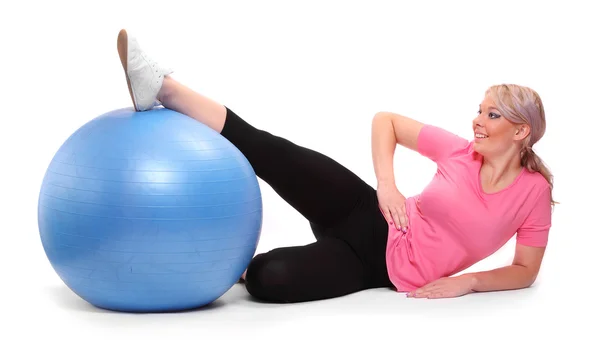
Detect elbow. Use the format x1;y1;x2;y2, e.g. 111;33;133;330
520;267;539;288
525;274;538;288
371;112;395;136
373;111;393;119
372;112;392;125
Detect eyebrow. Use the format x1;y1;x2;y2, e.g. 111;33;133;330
479;104;499;111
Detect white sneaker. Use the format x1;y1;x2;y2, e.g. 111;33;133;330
117;29;173;111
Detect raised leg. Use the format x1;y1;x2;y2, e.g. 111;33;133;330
117;29;374;228
158;76;228;133
158;76;374;228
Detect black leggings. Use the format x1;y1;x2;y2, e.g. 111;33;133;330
220;107;394;303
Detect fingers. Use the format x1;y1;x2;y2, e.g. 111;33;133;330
383;209;393;226
398;206;408;231
417;289;452;299
382;206;401;231
391;209;401;231
393;206;408;232
410;291;447;299
381;203;409;231
406;278;464;299
407;288;441;298
407;280;440;297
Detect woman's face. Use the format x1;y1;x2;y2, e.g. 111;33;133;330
472;95;527;157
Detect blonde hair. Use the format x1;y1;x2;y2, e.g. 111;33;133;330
485;84;557;206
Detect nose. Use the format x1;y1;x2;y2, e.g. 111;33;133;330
473;114;484;128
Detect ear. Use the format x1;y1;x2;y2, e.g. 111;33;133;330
514;124;531;140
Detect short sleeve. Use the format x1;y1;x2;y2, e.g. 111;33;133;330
516;185;552;247
417;124;470;163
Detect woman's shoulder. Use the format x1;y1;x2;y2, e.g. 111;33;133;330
521;167;550;186
517;168;552;201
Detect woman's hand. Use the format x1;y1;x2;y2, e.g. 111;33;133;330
377;181;409;232
406;275;476;299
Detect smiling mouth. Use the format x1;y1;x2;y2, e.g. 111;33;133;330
475;133;488;139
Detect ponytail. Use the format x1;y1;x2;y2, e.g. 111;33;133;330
521;147;557;207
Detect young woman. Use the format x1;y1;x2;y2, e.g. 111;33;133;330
116;29;554;303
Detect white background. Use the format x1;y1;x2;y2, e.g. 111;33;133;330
2;0;598;346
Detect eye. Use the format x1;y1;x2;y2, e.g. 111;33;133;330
489;112;501;119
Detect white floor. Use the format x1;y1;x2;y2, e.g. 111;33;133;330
6;273;593;347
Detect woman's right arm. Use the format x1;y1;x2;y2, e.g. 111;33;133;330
371;111;425;230
371;111;424;186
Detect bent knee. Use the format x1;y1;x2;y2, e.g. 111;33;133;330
244;253;294;303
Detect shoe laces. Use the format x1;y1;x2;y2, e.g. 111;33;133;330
141;52;163;83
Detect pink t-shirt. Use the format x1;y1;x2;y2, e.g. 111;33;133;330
385;124;553;292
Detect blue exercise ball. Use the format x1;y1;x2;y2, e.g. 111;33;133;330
38;107;263;312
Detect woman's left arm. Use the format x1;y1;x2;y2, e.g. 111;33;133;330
468;244;546;292
408;244;546;298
